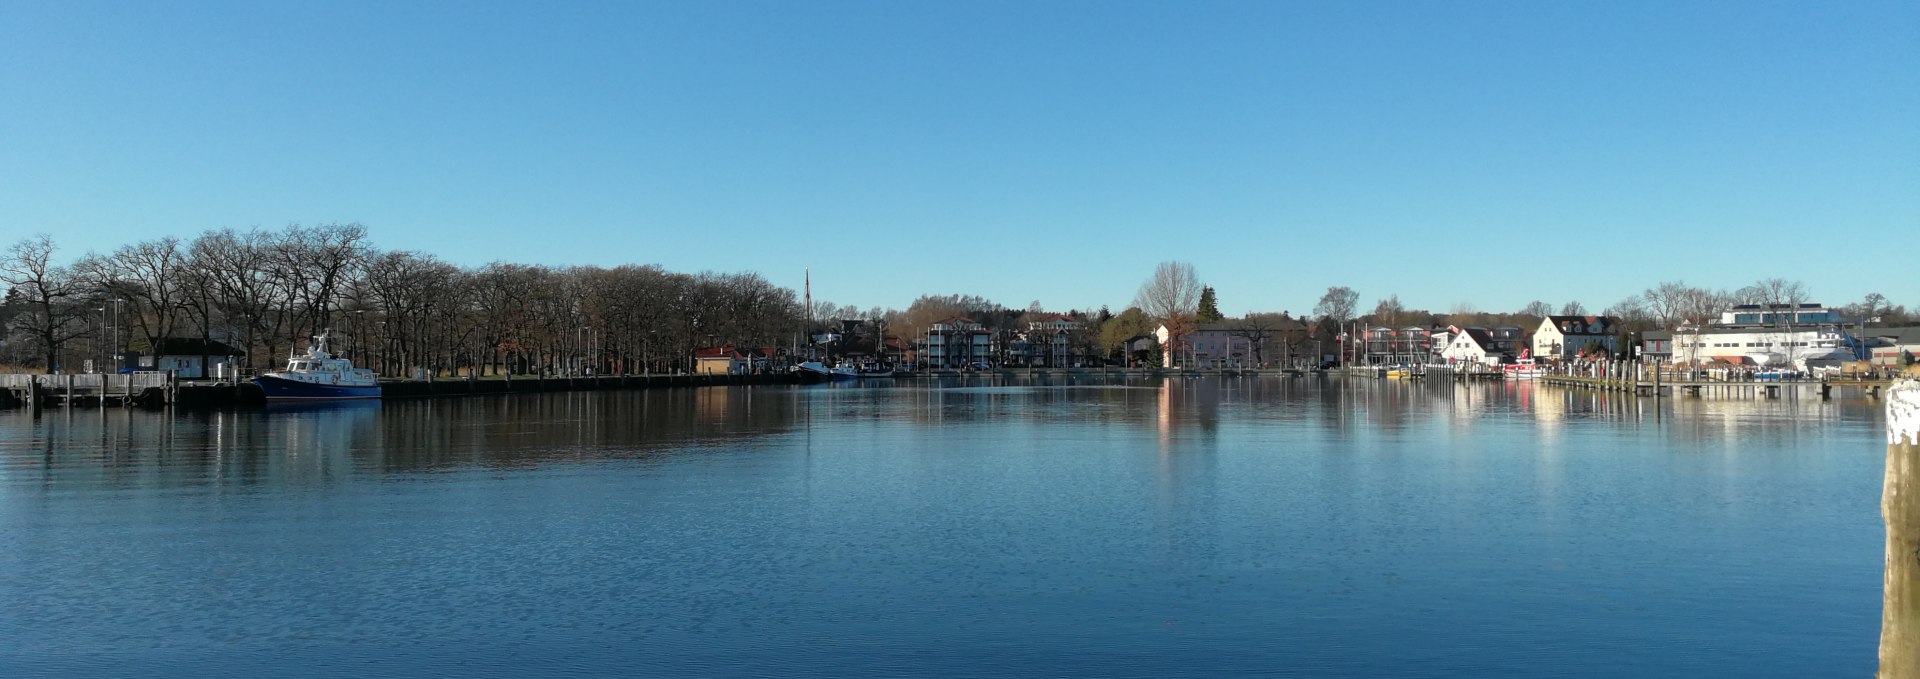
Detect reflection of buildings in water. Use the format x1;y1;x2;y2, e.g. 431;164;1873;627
1158;381;1171;453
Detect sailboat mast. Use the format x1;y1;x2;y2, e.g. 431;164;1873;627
804;268;812;360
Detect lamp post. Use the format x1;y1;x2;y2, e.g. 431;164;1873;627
91;306;105;373
352;310;366;362
109;298;123;373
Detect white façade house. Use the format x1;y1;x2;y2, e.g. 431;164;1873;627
1532;315;1619;360
1439;326;1497;366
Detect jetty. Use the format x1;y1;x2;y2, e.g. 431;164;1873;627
0;372;174;409
1537;369;1899;400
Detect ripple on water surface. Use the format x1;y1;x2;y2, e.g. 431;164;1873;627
0;378;1891;677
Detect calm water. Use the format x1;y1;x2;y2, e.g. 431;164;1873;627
0;377;1890;677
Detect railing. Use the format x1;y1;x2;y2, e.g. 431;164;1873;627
7;372;172;393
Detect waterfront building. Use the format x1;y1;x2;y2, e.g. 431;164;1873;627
1156;323;1253;369
1531;315;1620;360
1023;314;1080;367
694;345;772;375
1439;326;1498;365
1487;326;1524;359
1666;324;1848;368
1641;330;1673;362
1864;326;1920;367
1120;334;1158;367
1718;303;1844;327
926;317;992;369
1363;326;1433;365
139;338;247;379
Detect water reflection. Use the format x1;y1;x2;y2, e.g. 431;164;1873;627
0;376;1894;677
0;377;1888;494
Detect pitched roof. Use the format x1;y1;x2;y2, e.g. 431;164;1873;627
149;337;246;356
693;345;768;359
1543;315;1617;335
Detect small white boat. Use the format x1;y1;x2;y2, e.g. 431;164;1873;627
1503;359;1544;380
794;361;857;383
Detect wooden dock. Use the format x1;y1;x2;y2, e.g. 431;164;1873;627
1538;373;1896;400
0;372;174;409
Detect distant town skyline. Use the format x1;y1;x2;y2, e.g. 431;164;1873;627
4;1;1915;316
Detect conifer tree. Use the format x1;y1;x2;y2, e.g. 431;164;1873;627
1197;287;1224;323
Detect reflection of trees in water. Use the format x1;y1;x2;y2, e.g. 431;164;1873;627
371;389;802;472
0;404;384;489
0;390;808;488
2;379;1886;492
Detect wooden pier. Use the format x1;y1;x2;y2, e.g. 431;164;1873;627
1538;372;1897;400
0;372;174;409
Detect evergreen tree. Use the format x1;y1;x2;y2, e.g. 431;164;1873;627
1197;286;1224;323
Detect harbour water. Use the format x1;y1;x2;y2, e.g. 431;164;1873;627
0;377;1890;677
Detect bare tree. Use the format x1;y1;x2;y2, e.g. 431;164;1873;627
1560;300;1586;316
1641;281;1726;330
1312;286;1359;324
1372;294;1406;327
0;235;89;370
1520;300;1553;317
77;237;191;358
1228;312;1295;367
1132;261;1202;323
1740;278;1809;328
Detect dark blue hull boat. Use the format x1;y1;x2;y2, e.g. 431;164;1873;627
254;374;382;400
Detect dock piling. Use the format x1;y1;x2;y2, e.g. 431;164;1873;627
1884;377;1920;677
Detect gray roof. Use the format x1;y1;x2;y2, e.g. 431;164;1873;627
1864;325;1920;343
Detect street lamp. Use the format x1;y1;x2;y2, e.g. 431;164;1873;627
95;307;106;373
109;298;124;373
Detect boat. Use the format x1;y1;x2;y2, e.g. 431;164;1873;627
1502;358;1544;380
794;361;857;383
856;363;897;378
253;331;381;400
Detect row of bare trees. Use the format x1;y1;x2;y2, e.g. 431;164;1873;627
0;226;805;375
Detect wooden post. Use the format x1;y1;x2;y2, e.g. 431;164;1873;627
1885;377;1920;678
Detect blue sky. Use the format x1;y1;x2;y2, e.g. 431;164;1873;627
3;1;1915;317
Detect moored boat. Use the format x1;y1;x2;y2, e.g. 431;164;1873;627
794;361;857;383
1502;359;1544;380
253;331;381;400
856;363;897;378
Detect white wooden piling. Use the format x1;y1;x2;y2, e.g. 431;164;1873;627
1884;377;1920;678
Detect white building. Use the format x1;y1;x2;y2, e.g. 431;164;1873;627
1668;324;1848;368
1439;326;1497;366
1532;315;1618;360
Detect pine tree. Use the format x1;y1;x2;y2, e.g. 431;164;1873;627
1197;287;1224;323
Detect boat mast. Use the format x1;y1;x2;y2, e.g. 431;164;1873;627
804;268;813;361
